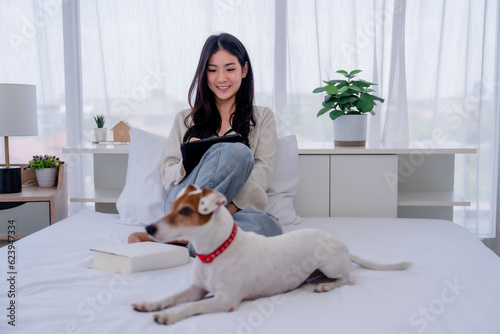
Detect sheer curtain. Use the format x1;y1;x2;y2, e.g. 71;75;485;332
404;0;499;237
78;0;275;138
2;0;498;239
286;0;499;237
0;0;65;165
286;0;410;143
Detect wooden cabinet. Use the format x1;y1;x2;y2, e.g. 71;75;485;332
0;166;68;239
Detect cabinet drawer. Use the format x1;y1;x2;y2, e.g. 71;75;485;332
330;155;398;218
295;155;330;217
0;202;50;235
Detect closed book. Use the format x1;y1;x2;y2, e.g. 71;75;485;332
90;242;189;274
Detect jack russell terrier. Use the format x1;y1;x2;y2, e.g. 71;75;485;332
132;184;412;325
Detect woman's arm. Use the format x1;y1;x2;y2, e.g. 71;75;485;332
160;110;190;191
232;107;278;211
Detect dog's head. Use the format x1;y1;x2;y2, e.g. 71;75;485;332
145;184;227;242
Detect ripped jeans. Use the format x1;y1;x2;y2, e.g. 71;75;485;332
164;142;283;255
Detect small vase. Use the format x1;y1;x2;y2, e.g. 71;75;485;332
333;114;367;146
94;128;108;142
36;168;58;187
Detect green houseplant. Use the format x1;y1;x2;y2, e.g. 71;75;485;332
93;114;108;142
313;69;385;146
24;155;65;187
94;114;105;128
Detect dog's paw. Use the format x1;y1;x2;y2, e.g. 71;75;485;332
314;282;334;293
314;277;350;293
154;312;169;325
132;302;163;312
154;309;185;325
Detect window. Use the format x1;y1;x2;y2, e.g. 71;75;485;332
1;0;498;237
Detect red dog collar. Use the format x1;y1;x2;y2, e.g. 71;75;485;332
196;223;238;264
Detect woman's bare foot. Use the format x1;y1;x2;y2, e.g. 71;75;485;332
128;232;154;243
127;232;188;246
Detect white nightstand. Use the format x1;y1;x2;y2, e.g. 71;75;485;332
294;142;477;220
63;144;129;213
63;142;476;221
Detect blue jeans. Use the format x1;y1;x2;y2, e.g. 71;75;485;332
164;142;283;255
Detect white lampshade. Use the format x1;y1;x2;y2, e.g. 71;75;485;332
0;83;38;136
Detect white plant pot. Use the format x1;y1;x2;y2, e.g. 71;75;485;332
94;128;108;142
36;168;58;187
333;114;367;146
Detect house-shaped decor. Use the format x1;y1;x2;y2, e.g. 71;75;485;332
110;121;132;142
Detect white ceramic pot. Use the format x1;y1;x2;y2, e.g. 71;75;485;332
36;168;58;187
94;127;108;142
333;114;367;146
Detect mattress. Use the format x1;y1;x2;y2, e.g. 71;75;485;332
1;209;500;334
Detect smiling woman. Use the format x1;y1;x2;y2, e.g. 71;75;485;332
128;33;282;253
185;33;255;146
206;49;248;136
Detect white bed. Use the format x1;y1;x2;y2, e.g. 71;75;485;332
1;209;500;334
2;129;500;333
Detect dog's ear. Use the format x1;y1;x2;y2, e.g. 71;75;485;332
198;188;227;215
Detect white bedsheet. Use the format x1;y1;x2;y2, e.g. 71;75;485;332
1;210;500;334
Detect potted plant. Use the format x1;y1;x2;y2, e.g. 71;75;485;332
313;69;384;146
24;155;65;187
93;114;108;142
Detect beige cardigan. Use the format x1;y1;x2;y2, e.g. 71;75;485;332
161;106;277;211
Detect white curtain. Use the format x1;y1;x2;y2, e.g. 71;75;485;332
286;0;499;237
404;0;499;237
78;0;275;139
0;0;65;164
1;0;498;238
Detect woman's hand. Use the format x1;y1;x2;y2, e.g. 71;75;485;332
227;202;240;215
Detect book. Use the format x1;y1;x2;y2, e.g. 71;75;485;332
180;134;244;175
90;242;189;274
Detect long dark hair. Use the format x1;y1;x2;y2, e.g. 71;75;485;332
184;33;255;146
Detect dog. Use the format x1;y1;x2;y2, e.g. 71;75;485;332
132;184;412;325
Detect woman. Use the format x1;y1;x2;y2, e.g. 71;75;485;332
129;33;282;249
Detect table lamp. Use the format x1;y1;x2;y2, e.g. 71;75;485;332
0;84;38;193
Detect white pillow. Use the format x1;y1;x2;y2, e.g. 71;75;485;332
116;129;303;226
265;135;304;226
116;128;168;225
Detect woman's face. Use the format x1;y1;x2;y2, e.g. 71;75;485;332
206;49;248;108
